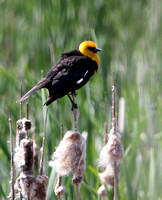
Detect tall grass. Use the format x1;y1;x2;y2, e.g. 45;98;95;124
0;0;162;199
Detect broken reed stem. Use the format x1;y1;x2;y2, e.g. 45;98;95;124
26;103;29;139
9;108;15;200
40;108;48;175
76;184;80;200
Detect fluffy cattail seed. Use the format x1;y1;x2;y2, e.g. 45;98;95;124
50;130;86;182
15;139;33;171
29;175;48;200
100;128;124;167
97;184;107;196
99;164;120;189
19;171;35;197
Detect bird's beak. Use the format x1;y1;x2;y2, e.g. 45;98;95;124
95;47;102;52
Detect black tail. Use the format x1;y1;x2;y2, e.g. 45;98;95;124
17;78;50;103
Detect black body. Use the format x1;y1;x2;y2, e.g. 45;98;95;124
18;49;98;106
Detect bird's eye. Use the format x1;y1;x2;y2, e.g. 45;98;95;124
88;47;97;53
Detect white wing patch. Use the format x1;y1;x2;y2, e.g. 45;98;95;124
76;70;89;85
84;70;89;77
77;78;83;84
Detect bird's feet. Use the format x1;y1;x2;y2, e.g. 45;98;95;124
71;103;78;111
67;92;78;111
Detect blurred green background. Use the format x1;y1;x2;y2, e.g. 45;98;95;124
0;0;162;199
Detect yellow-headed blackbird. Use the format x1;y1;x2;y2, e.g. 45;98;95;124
17;41;102;106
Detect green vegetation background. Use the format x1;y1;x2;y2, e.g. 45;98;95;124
0;0;162;199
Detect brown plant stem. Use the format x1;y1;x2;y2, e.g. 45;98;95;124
26;103;29;139
20;85;23;119
112;85;116;132
40;108;48;175
57;125;63;200
9;108;15;200
112;81;118;200
114;162;118;200
104;123;108;146
76;184;80;200
57;176;62;200
72;93;79;131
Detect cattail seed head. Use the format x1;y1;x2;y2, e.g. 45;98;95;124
55;184;65;196
17;120;23;131
19;171;35;197
24;120;31;132
50;130;86;180
33;139;39;172
97;185;107;196
100;128;124;167
15;139;33;171
16;131;26;146
99;164;120;189
29;175;48;200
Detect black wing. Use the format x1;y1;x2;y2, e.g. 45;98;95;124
46;55;98;100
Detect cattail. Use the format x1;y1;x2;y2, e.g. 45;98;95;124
16;119;26;146
29;175;48;200
97;184;107;197
55;176;65;196
99;164;121;189
99;127;124;167
33;126;39;172
50;130;86;183
14;138;34;171
19;171;35;197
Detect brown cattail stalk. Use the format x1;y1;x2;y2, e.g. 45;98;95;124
72;93;79;131
112;83;117;200
114;162;118;200
104;122;108;146
99;78;124;200
40;108;48;175
20;85;23;120
9;108;15;200
33;126;39;172
76;184;80;200
55;124;64;200
26;103;29;139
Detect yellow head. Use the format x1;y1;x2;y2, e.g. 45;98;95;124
79;41;102;67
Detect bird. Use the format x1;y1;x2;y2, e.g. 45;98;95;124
17;41;102;108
